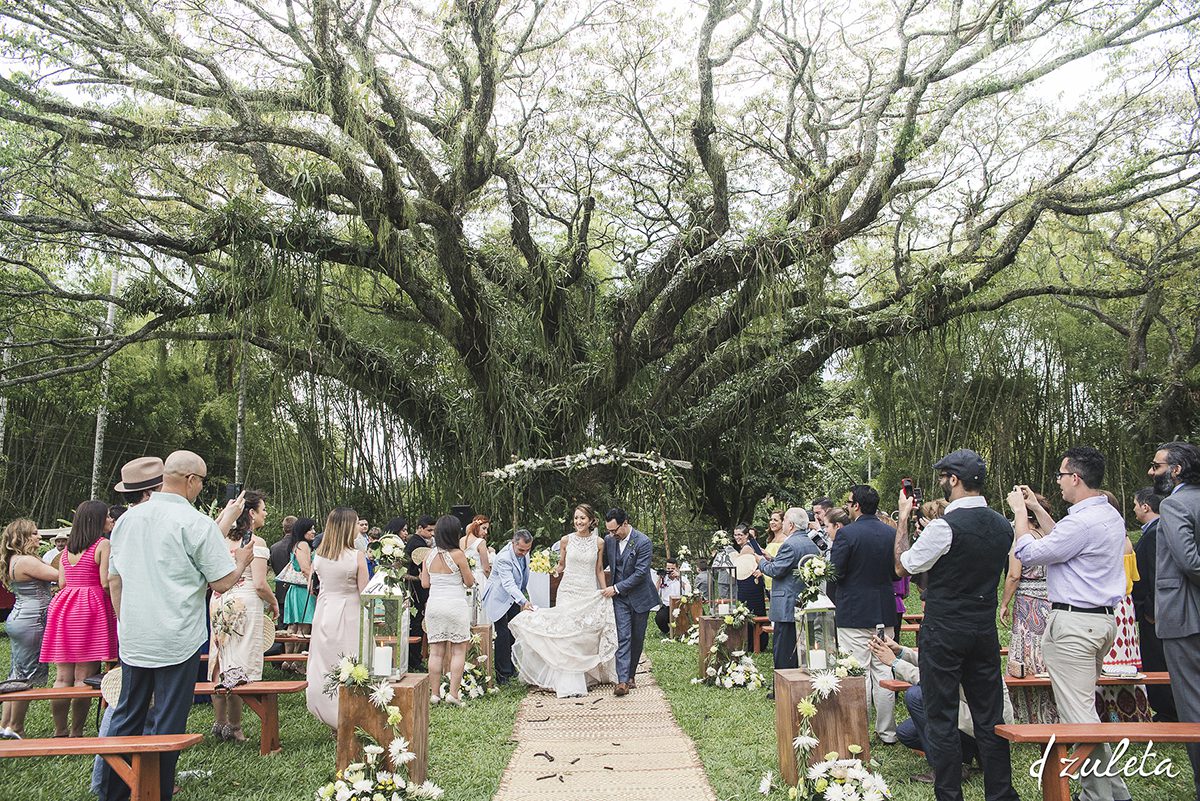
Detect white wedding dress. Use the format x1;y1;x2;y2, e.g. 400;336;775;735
509;532;619;697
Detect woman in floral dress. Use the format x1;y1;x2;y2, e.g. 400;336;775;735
208;491;278;742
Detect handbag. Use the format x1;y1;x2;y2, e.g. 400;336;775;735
276;560;305;586
0;679;33;695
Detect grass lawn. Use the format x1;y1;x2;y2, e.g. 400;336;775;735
648;611;1194;801
0;628;523;801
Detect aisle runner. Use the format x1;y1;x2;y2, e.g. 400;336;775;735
491;658;717;801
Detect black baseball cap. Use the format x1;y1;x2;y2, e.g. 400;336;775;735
933;449;986;482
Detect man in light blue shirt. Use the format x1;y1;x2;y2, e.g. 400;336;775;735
1008;446;1130;801
100;451;252;801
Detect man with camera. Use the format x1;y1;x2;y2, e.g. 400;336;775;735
895;449;1019;801
653;558;689;635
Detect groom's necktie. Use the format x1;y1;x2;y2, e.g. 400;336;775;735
612;541;621;582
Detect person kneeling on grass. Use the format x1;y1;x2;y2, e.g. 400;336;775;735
868;635;1013;784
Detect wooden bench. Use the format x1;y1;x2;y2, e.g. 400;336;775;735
0;734;201;801
995;722;1200;801
201;653;307;664
751;616;774;653
881;671;1171;693
903;612;924;623
0;681;306;756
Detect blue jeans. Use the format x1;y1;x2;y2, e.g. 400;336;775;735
99;651;200;801
897;684;980;768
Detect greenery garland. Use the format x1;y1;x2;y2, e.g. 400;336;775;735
482;446;691;483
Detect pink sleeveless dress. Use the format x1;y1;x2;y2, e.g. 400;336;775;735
40;539;118;663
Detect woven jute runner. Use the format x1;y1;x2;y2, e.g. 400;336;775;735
491;657;717;801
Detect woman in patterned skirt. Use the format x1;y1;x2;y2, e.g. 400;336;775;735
1095;522;1150;722
1000;493;1058;724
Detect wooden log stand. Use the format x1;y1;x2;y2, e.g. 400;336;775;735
471;624;493;673
775;669;870;786
670;597;704;639
697;615;747;680
336;673;430;784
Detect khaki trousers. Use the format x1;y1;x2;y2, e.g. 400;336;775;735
1041;609;1130;801
837;627;897;740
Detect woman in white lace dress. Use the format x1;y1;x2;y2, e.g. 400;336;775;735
421;515;475;706
460;515;492;625
510;503;618;697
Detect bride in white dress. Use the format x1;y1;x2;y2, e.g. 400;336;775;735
509;503;618;697
460;516;492;625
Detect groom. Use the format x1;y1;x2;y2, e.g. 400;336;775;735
481;529;535;685
601;508;658;696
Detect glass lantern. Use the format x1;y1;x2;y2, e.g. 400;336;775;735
359;573;411;679
795;592;838;672
707;547;738;614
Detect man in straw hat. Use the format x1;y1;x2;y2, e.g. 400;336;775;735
99;450;253;801
113;456;164;505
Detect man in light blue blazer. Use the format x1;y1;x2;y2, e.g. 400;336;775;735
601;508;658;696
758;507;820;698
481;529;534;685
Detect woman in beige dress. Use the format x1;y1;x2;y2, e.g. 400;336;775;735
306;507;369;728
208;491;278;742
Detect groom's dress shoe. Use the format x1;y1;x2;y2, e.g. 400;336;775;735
614;683;629;697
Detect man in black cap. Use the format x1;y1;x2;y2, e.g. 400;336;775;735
894;449;1018;801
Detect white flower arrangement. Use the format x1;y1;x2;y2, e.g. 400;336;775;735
795;555;836;607
437;634;496;701
482;447;689;484
701;602;766;690
795;756;890;801
710;529;732;550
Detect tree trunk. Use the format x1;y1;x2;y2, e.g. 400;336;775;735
90;268;120;499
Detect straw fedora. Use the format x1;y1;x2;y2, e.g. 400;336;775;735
100;668;123;708
113;457;165;493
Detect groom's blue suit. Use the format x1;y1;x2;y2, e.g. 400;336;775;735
605;528;658;684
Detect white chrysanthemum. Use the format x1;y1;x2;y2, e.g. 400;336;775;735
389;736;415;766
861;789;883;801
370;682;395;708
706;666;717;677
862;773;890;795
807;762;830;780
413;780;444;799
794;734;819;751
759;770;773;794
335;785;353;801
812;672;841;698
338;657;355;682
823;782;848;801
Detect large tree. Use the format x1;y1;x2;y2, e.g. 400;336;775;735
0;0;1197;520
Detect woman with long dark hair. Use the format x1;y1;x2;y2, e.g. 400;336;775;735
282;517;317;671
208;490;277;742
40;500;118;737
423;515;475;705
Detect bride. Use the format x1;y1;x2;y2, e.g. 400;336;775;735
509;503;618;697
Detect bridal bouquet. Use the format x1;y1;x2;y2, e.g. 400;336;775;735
529;548;559;574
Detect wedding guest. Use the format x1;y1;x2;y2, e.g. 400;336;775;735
1130;487;1176;721
0;518;57;739
763;510;787;592
869;635;1014;783
1011;446;1130;801
896;449;1019;801
422;515;475;705
733;524;767;651
481;530;534;685
306;508;369;728
268;515;297;627
106;506;127;527
282;517;317;668
405;515;436;670
40;499;118;738
830;484;900;744
41;532;67;566
355;517;370;552
101;450;252;801
756;508;819;699
1096;493;1147;723
1148;440;1200;799
694;559;711;601
461;515;492;625
824;507;851;541
383;516;409;544
653;558;686;635
208;491;278;742
998;492;1058;724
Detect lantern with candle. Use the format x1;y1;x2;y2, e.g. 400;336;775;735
358;571;411;679
707;530;737;613
794;554;838;671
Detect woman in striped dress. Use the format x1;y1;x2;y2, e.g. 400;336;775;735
39;500;118;737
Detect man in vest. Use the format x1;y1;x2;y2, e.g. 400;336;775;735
895;449;1019;801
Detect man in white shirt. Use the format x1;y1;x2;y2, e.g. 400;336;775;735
42;533;67;566
653;559;690;634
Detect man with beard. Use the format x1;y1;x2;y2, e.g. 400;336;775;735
1148;441;1200;801
894;449;1018;801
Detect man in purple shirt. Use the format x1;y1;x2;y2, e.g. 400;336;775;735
1008;446;1130;801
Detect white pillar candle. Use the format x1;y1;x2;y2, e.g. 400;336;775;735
808;649;828;670
372;645;393;676
718;603;730;615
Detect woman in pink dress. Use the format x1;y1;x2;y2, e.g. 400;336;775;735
40;500;118;737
